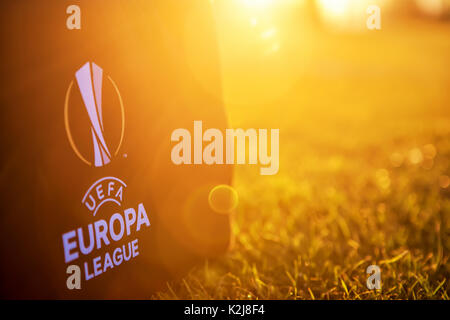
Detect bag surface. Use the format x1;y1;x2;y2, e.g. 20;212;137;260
0;0;232;299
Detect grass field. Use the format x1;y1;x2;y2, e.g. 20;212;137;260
154;14;450;299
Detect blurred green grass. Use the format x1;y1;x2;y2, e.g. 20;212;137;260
154;18;450;300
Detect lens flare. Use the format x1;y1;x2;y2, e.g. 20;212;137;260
317;0;352;17
208;184;239;214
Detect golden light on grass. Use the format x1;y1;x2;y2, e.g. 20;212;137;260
208;184;239;214
421;159;434;170
375;169;391;191
423;144;437;159
408;148;424;165
439;175;450;189
152;0;450;300
390;152;405;168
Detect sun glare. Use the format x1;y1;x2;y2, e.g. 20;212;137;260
316;0;389;31
241;0;274;9
317;0;351;17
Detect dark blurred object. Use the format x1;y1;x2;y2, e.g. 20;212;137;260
0;0;231;299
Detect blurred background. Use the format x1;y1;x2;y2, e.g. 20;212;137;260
158;0;450;299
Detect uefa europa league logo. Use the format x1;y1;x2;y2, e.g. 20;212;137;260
64;62;125;167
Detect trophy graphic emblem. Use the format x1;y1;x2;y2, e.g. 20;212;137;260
64;62;125;167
